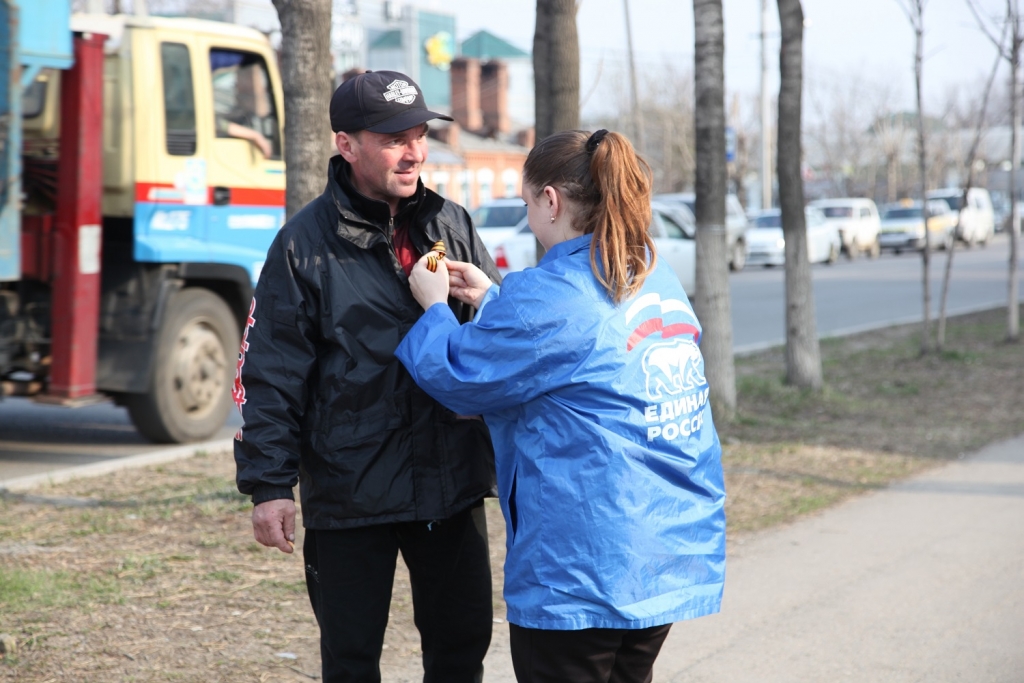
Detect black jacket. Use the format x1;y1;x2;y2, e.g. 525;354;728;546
234;156;501;529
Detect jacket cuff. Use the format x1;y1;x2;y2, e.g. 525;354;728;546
252;485;295;506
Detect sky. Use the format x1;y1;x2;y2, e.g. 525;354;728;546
417;0;1003;121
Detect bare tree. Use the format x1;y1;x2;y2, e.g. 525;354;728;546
693;0;736;418
273;0;333;219
937;43;1003;349
870;108;911;204
896;0;934;354
776;0;822;389
967;0;1022;342
534;0;580;141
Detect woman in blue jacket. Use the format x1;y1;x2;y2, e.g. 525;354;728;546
396;129;725;683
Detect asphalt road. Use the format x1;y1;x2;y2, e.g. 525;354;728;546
1;232;1021;483
731;231;1022;352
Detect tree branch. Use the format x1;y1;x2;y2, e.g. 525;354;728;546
966;0;1012;59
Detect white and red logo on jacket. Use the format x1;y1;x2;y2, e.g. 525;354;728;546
233;297;257;441
625;293;709;442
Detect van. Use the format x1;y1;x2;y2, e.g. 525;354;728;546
808;198;881;259
926;188;995;246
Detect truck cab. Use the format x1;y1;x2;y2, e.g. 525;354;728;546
4;11;286;443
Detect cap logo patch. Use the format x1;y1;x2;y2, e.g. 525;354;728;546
383;79;418;105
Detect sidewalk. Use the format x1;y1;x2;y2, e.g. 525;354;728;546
480;434;1024;682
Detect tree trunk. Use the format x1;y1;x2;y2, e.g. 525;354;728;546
1008;27;1021;341
777;0;822;389
908;3;933;354
693;0;736;418
533;0;580;141
533;0;579;263
272;0;333;220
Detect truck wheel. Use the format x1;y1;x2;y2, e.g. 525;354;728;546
126;289;240;444
730;240;746;271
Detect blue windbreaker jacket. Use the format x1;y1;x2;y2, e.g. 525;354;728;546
396;234;725;630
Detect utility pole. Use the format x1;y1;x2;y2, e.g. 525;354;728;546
760;0;772;209
623;0;645;150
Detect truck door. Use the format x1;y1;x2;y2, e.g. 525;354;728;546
195;39;285;284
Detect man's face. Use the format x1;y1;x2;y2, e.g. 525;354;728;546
336;125;429;207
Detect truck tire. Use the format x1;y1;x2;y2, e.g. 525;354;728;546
125;289;240;443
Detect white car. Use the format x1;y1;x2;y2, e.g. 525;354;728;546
469;198;529;263
654;192;749;271
878;200;957;253
808;198;881;259
744;207;841;267
927;187;995;246
491;201;697;295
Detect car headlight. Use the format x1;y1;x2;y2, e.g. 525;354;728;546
776;238;786;249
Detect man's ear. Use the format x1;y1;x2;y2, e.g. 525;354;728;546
335;131;359;163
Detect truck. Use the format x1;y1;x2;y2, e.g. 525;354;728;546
0;1;286;443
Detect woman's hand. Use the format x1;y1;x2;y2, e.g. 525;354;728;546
409;252;450;310
446;260;493;309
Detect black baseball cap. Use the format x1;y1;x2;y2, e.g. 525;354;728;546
330;70;454;134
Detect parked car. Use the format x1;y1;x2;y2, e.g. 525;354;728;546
470;198;529;261
927;187;994;246
744;207;841;267
655;192;749;271
491;201;697;294
808;197;881;259
878;199;958;253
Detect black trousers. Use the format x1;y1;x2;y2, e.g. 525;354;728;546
303;502;493;683
509;622;672;683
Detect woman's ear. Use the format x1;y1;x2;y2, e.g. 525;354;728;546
543;185;561;216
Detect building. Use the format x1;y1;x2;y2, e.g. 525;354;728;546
227;0;454;106
459;30;533;130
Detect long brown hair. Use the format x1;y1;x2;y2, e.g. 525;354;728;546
522;129;655;304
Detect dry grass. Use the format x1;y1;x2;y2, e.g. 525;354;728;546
1;306;1022;681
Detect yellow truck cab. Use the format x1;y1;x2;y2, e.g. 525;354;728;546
16;14;286;443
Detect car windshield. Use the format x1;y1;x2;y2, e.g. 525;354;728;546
754;213;781;228
883;207;922;219
933;195;961;211
820;206;854;218
471;204;527;228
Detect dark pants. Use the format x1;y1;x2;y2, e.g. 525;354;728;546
509;622;672;683
303;502;493;683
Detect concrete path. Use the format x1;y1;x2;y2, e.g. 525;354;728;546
481;434;1024;682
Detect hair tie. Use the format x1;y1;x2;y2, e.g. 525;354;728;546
585;129;609;154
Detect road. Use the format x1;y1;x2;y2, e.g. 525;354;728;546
732;232;1022;352
1;233;1021;483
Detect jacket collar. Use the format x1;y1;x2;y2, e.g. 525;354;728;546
539;233;592;266
325;156;448;250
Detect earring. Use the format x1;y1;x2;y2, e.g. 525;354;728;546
549;215;555;223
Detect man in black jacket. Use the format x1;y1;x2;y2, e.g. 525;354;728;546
233;70;500;683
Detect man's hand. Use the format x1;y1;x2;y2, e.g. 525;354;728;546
409;253;450;310
252;499;296;554
446;260;492;309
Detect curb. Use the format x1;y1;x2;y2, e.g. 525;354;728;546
733;299;1018;356
0;438;235;493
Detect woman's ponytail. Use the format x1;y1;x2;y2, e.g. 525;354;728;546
586;130;655;303
523;129;656;304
